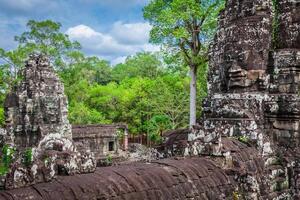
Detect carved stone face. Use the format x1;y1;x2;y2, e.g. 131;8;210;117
277;1;300;49
208;0;273;93
226;49;268;91
221;7;271;91
228;61;249;88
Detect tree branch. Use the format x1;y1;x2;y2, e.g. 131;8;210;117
178;40;192;66
200;1;219;27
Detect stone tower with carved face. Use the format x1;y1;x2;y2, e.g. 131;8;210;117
187;0;300;198
2;54;96;189
5;54;72;149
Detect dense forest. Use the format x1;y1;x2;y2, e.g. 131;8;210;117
0;0;224;143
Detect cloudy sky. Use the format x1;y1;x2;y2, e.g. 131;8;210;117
0;0;159;65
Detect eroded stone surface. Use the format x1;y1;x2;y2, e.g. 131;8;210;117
0;129;6;147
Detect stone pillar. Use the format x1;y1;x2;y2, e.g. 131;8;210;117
124;128;128;151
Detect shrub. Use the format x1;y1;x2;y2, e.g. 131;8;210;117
22;148;33;167
2;144;15;168
0;144;15;175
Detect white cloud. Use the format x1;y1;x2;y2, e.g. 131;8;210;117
0;0;153;63
66;23;159;65
66;24;134;55
66;25;100;38
111;21;152;45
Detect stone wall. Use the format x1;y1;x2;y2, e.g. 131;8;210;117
72;125;123;163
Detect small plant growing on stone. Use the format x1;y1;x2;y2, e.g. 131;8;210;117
238;135;249;144
116;129;124;140
22;148;33;167
275;151;284;165
233;191;239;200
0;164;7;176
43;156;50;166
105;154;113;166
272;0;280;49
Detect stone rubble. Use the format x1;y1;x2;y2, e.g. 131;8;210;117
127;143;163;162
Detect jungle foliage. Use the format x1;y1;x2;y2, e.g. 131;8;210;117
0;2;222;142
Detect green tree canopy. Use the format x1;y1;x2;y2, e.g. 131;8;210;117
60;51;112;86
144;0;224;53
0;20;81;78
112;52;163;82
69;102;110;125
14;20;81;69
146;115;172;143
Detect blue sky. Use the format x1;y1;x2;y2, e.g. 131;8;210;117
0;0;159;65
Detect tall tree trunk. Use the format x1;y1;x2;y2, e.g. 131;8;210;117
189;66;197;128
